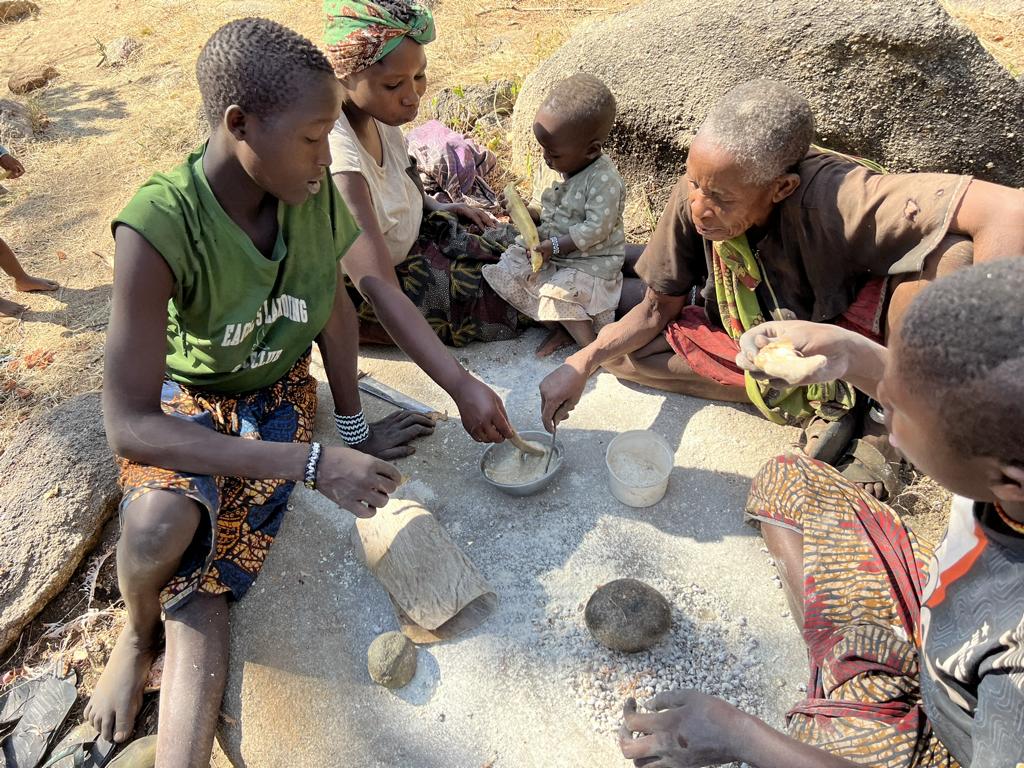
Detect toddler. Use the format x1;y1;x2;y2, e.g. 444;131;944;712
483;73;625;357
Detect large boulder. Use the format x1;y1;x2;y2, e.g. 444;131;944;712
511;0;1024;204
0;393;120;654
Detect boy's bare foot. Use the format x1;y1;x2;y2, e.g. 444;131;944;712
0;296;27;318
14;275;59;293
84;625;160;743
535;326;574;358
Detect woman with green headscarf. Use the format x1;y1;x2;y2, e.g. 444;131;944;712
324;0;521;348
324;0;519;445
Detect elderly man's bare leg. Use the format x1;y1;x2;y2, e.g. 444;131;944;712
602;336;748;402
157;593;230;767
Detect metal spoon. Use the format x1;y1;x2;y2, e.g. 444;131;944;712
544;421;557;474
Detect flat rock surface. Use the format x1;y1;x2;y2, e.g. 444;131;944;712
0;393;120;655
217;331;807;767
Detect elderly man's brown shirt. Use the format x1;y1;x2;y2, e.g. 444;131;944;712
636;150;972;324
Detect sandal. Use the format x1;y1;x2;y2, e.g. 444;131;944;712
106;735;156;768
43;723;116;768
797;410;858;466
1;671;77;768
836;438;903;501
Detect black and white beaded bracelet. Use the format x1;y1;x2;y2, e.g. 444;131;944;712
303;441;323;490
335;411;370;446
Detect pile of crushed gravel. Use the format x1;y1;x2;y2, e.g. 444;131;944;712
533;575;798;741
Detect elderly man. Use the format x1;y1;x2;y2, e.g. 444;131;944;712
540;80;1024;495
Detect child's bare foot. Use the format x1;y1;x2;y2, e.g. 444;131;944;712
14;275;59;293
535;326;574;358
84;624;160;743
0;296;27;318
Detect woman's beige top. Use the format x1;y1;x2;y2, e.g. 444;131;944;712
329;113;423;266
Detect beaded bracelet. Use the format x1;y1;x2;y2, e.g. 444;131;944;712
335;411;370;446
550;235;561;256
0;145;8;158
303;441;323;490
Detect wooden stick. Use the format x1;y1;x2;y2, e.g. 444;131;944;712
509;430;545;456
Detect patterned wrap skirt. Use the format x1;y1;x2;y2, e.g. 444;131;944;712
745;454;958;768
116;353;317;612
348;211;523;347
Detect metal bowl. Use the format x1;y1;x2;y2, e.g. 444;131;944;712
480;430;564;496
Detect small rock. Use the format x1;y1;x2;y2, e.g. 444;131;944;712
584;578;671;653
102;36;142;68
8;65;57;95
0;1;37;23
0;99;33;139
367;631;417;689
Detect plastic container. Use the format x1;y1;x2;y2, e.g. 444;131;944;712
605;430;673;508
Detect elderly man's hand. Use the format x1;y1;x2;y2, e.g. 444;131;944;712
539;362;587;432
736;320;862;386
618;692;746;767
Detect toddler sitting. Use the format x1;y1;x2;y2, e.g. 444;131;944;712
483;73;625;357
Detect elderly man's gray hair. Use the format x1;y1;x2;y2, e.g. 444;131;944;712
696;80;815;185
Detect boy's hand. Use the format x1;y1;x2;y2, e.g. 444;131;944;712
0;154;25;179
350;411;436;460
736;320;861;386
618;692;745;767
315;445;402;517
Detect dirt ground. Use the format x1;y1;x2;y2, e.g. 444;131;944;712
0;0;1020;764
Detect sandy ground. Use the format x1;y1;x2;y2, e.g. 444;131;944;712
213;329;808;768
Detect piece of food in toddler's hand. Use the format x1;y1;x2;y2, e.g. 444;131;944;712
503;182;543;272
753;338;828;383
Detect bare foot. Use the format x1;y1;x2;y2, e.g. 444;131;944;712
84;625;159;744
535;326;574;358
14;275;58;293
0;296;27;318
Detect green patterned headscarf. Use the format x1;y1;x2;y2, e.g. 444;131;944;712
324;0;436;78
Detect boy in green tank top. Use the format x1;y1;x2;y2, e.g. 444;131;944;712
85;18;514;764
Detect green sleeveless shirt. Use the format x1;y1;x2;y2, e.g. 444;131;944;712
113;146;360;394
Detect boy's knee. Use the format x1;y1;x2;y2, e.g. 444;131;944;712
120;492;202;565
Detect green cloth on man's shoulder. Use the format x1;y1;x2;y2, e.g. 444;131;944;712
112;144;360;395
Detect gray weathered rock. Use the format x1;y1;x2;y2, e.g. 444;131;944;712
585;578;671;653
430;80;517;132
102;37;143;68
0;1;38;23
0;393;120;655
512;0;1024;204
0;99;34;139
366;631;418;689
8;66;58;95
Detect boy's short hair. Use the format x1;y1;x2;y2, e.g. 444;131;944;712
196;17;334;128
540;73;617;142
697;79;814;185
897;257;1024;466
